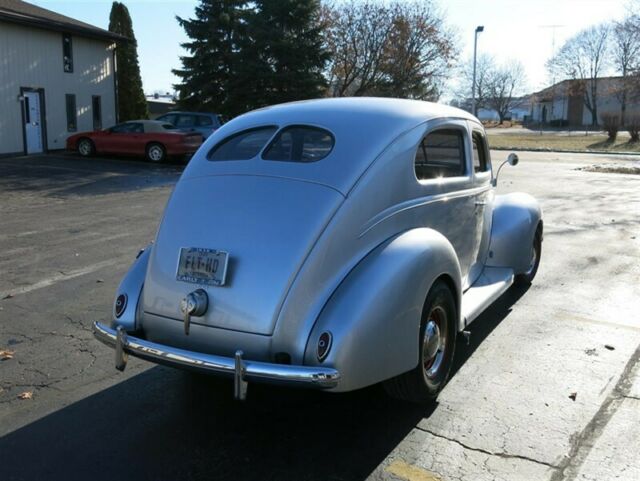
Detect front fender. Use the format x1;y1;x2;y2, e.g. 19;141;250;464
304;228;461;392
487;193;542;274
111;244;152;332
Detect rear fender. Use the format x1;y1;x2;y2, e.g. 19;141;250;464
304;228;461;392
111;245;152;332
487;193;542;274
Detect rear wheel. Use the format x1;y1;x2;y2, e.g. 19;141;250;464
146;143;166;163
515;228;542;285
383;280;457;403
77;138;94;157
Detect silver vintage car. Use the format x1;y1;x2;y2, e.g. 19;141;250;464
93;98;542;403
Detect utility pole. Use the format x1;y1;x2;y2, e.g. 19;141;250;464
540;24;565;125
471;25;484;117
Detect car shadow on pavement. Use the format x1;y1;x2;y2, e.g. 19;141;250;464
0;286;528;481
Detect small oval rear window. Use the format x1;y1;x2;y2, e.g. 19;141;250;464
262;126;334;163
208;126;277;161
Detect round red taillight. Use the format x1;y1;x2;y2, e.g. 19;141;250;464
317;331;332;362
115;294;127;318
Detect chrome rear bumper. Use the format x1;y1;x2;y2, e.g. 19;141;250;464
92;321;340;399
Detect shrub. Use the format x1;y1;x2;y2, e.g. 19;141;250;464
626;115;640;142
600;114;619;142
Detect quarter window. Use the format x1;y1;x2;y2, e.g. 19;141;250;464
62;33;73;73
415;129;466;180
472;132;489;173
262;126;334;163
65;94;77;132
208;126;277;161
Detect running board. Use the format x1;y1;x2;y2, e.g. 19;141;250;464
461;267;514;327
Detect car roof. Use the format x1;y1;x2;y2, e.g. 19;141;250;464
189;98;477;195
123;120;177;133
160;111;220;116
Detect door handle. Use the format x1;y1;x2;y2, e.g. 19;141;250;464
475;201;486;206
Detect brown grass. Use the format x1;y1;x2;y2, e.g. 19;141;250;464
487;133;640;153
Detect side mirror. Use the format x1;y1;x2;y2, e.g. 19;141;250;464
492;152;519;187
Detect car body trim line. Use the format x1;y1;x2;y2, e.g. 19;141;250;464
93;321;340;388
359;184;492;238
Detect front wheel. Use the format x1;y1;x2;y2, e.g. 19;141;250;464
515;228;542;285
146;143;166;163
383;280;457;403
77;138;94;157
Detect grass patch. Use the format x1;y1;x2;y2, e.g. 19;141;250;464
487;133;640;153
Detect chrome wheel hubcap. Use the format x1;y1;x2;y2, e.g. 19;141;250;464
423;306;447;379
79;141;90;155
524;243;538;276
149;146;162;161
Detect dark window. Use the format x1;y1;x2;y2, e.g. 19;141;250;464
208;126;277;161
62;33;73;73
65;94;77;132
472;131;489;173
131;123;144;133
161;123;177;130
110;123;138;133
156;114;176;124
92;96;102;130
176;114;196;128
197;115;214;127
414;129;466;180
262;126;334;163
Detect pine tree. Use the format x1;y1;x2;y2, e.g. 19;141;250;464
108;2;148;121
238;0;329;111
173;0;247;116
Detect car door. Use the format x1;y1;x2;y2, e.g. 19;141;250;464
105;122;143;155
466;125;494;287
414;121;478;289
175;114;197;134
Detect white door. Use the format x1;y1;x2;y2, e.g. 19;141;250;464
23;91;44;154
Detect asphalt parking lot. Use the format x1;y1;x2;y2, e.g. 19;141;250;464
1;152;639;481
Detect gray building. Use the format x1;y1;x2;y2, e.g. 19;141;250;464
0;0;124;156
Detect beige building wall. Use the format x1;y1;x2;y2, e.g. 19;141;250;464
0;20;116;155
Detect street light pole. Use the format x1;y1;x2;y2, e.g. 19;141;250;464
471;25;484;117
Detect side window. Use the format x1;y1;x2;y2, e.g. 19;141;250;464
415;128;466;180
176;115;195;128
208;126;277;161
110;123;135;133
65;94;77;132
472;131;489;173
262;126;334;163
62;33;73;73
197;115;214;127
131;123;144;133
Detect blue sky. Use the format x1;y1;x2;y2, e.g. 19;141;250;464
31;0;630;98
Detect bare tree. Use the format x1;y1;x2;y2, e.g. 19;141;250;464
611;16;640;125
485;60;527;124
453;54;495;113
323;0;456;99
548;24;610;126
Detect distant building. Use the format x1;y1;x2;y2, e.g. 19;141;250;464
0;0;124;156
146;93;176;119
450;96;532;123
530;77;640;126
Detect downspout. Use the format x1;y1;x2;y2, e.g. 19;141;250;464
112;45;119;123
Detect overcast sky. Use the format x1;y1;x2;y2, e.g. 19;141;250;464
31;0;631;99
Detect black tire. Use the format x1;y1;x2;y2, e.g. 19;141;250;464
383;280;457;403
146;142;166;163
514;227;542;285
77;138;95;157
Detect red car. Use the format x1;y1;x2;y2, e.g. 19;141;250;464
66;120;203;162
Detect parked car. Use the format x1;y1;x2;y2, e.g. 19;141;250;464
66;120;203;163
156;111;225;139
93;98;542;403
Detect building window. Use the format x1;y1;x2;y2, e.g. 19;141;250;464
66;94;77;132
92;96;102;130
62;33;73;72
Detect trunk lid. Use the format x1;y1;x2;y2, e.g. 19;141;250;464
142;174;343;335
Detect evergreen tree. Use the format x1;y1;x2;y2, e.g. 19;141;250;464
237;0;329;111
108;1;148;121
173;0;247;116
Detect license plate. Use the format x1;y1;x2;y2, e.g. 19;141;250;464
176;248;229;286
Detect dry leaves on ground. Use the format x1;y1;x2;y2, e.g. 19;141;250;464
18;391;33;400
0;350;15;360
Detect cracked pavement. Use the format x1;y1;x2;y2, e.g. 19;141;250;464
1;152;639;481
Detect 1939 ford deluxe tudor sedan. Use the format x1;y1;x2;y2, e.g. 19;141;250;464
93;98;542;403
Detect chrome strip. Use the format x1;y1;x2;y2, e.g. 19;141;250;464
359;184;492;238
93;322;340;388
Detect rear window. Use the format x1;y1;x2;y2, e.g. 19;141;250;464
262;126;334;163
197;115;214;127
208;126;277;161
